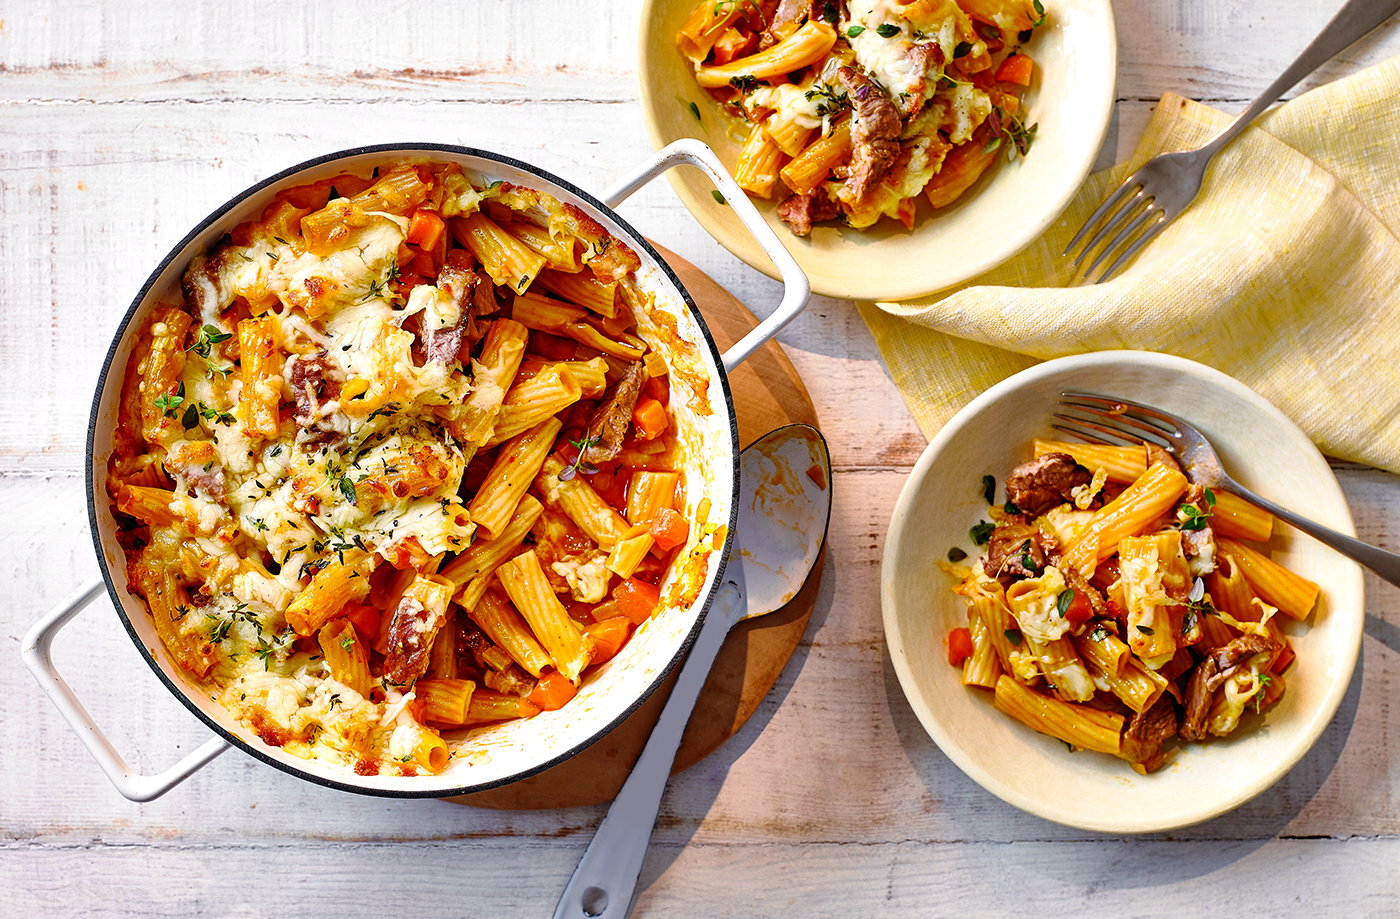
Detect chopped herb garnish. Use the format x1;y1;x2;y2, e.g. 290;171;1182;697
1136;624;1155;635
180;402;200;430
1178;500;1212;531
338;476;358;506
1056;588;1075;618
981;474;996;505
846;24;866;37
822;1;838;24
1089;626;1109;642
1004;628;1023;646
987;104;1038;159
207;615;232;643
1003;500;1021;515
947;547;968;563
1203;488;1216;508
341;634;356;652
803;82;850;117
728;75;761;92
1030;0;1046;27
970;520;995;545
559;437;599;482
153;381;185;417
953;41;971;58
875;23;900;37
711;189;728;206
272;236;290;246
328;693;343;711
686;100;701;122
187;324;232;358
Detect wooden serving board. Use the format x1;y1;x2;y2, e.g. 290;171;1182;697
448;245;822;810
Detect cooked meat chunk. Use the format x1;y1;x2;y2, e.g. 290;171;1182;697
983;522;1045;585
288;350;342;448
383;594;447;686
581;361;646;465
777;191;841;236
837;66;902;200
762;0;827;48
1120;694;1179;769
897;42;946;117
1179;634;1278;741
1146;443;1182;474
1005;452;1093;516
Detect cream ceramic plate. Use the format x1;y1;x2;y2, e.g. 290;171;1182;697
882;351;1365;832
638;0;1117;301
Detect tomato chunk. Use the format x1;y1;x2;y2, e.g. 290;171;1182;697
947;627;975;667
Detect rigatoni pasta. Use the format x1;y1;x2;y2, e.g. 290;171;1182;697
943;442;1313;773
106;159;713;779
677;0;1048;235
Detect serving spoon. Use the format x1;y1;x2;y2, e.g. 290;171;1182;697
554;423;833;919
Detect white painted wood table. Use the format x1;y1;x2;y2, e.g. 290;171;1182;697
5;2;1400;916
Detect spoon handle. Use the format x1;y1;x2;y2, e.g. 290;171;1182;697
553;574;745;919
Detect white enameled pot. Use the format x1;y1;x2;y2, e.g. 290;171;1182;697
22;139;809;801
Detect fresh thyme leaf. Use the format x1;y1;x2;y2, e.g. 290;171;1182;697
1203;488;1217;507
970;520;995;545
341;634;355;652
711;189;728;205
803;82;850;117
728;75;761;92
1004;628;1023;646
1089;626;1109;642
846;24;866;37
338;476;358;506
560;437;600;482
1003;500;1021;515
1031;0;1046;27
686;100;702;122
153;381;185;416
1056;588;1075;618
953;41;971;58
1136;624;1155;635
947;546;967;563
187;324;232;358
181;402;199;430
822;1;838;24
875;23;900;37
981;474;996;505
983;135;1004;154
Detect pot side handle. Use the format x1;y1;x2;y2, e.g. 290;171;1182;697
21;578;229;802
599;138;810;373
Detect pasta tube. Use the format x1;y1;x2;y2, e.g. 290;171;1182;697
469;417;561;540
469;588;552;678
992;675;1124;756
695;21;837;87
237;315;282;441
453;211;547;293
1063;462;1189;576
416;678;476;726
285;550;376;637
495;550;595;683
1217;538;1319;620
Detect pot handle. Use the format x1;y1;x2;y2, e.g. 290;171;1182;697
21;578;229;802
600;138;810;372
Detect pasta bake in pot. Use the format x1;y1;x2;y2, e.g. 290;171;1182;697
88;146;740;795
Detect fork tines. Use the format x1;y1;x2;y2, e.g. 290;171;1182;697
1052;393;1179;450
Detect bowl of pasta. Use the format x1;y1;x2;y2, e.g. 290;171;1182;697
27;139;812;799
640;0;1117;300
882;351;1364;832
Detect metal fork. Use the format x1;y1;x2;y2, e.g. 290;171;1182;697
1063;0;1400;283
1054;392;1400;588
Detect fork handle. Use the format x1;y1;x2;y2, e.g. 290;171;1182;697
1204;0;1400;157
1233;486;1400;589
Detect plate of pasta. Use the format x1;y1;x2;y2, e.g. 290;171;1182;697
882;351;1364;832
67;141;812;798
640;0;1116;300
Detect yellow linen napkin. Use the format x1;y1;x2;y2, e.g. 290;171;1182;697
860;56;1400;474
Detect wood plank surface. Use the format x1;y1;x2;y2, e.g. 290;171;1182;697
4;1;1400;916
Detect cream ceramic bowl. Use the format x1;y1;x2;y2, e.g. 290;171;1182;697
882;351;1365;832
638;0;1117;300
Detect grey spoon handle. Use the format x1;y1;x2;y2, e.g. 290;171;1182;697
553;574;745;919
